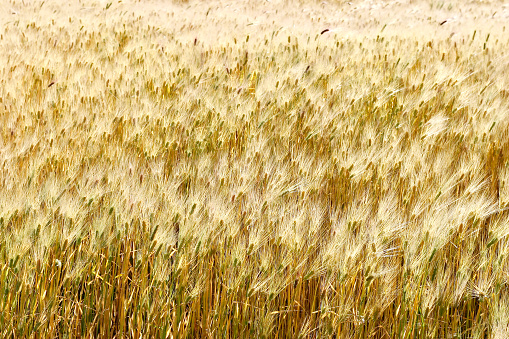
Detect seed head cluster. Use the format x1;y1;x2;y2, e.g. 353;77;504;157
1;0;509;337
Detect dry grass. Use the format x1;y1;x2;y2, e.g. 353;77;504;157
1;0;509;337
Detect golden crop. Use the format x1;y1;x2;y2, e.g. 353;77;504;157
1;0;509;337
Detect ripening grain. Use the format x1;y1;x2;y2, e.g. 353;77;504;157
1;0;509;337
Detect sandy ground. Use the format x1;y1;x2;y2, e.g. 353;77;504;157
0;0;507;44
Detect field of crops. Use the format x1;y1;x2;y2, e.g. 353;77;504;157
1;0;509;337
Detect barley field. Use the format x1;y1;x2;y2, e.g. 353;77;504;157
1;0;509;337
